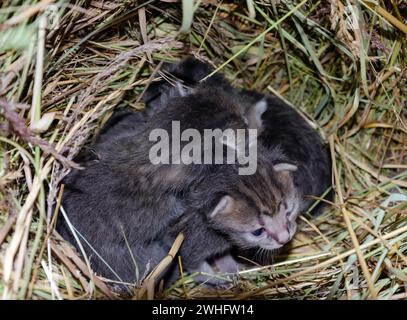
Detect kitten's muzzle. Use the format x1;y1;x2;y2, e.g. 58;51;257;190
270;229;291;245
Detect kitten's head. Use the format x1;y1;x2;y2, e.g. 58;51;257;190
206;159;301;250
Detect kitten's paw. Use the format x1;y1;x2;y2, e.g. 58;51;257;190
194;274;233;290
190;261;235;290
214;254;240;274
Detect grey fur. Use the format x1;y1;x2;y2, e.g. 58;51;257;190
56;57;332;290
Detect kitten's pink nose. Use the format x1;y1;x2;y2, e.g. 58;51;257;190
275;230;290;245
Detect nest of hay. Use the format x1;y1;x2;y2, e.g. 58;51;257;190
0;0;406;300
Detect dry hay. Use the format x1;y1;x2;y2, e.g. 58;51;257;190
0;0;406;300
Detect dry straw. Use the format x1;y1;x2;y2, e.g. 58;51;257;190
0;0;406;300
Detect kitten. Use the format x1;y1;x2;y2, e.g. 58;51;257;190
145;57;332;213
56;77;282;286
137;57;332;280
159;148;300;286
238;90;332;212
57;57;331;290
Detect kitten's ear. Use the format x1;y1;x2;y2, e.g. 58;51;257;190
244;99;268;131
167;57;215;83
209;195;234;218
273;163;298;172
143;81;193;112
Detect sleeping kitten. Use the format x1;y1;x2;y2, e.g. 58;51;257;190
57;57;331;290
145;57;332;213
56;77;283;287
138;57;332;281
